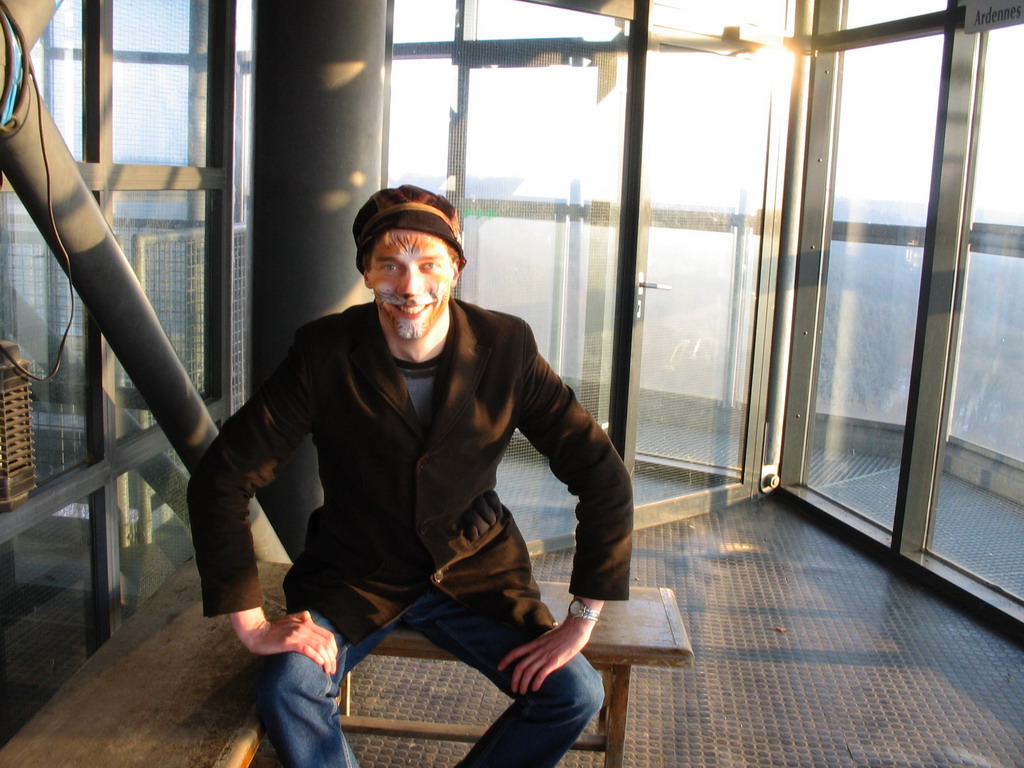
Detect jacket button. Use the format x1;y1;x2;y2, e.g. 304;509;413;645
432;570;444;584
417;457;429;470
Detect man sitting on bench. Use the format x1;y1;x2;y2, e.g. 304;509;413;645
187;185;634;768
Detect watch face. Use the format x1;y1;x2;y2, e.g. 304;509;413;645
569;599;598;620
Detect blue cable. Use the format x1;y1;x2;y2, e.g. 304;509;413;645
1;9;24;127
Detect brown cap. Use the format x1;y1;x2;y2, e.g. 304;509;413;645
352;185;464;273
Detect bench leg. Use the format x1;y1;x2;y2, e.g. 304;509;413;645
339;671;352;717
601;664;631;768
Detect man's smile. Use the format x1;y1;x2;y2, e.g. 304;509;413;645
391;302;432;316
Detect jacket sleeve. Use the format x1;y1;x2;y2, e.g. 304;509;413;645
187;332;318;617
514;323;633;601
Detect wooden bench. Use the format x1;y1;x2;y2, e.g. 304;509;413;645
339;580;692;768
0;561;692;768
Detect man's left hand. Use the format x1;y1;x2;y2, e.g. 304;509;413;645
497;614;598;695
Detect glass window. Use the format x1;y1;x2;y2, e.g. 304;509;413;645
393;0;456;43
931;26;1024;600
460;54;625;401
29;0;84;160
652;0;792;34
112;0;209;165
117;452;194;619
0;499;94;745
389;0;628;543
233;0;255;225
387;58;457;189
0;194;89;481
111;191;212;435
461;48;626;542
474;0;624;40
842;0;946;30
808;36;943;530
231;0;255;413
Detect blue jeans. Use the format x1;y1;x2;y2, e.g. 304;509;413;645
256;587;604;768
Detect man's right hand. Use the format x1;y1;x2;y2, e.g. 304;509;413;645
229;607;339;675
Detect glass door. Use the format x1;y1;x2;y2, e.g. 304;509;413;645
630;41;784;510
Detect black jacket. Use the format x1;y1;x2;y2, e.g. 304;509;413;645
187;300;633;643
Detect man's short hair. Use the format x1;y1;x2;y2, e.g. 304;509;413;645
372;230;462;270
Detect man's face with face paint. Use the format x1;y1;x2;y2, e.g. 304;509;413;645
363;229;460;361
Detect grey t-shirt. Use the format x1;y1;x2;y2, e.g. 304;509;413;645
395;357;438;426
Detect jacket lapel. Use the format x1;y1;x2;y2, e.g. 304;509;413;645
348;306;424;437
427;301;491;448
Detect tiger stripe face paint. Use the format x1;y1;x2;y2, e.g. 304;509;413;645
363;229;460;362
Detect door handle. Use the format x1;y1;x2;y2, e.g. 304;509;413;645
637;272;673;293
636;272;672;317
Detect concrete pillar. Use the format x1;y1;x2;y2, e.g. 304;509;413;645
250;1;386;556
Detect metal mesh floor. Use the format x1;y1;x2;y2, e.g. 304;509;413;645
258;495;1024;767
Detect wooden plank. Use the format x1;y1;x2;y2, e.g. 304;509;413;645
371;582;693;669
538;582;693;666
0;562;278;768
211;722;263;768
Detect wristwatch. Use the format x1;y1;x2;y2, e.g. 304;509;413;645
567;598;601;622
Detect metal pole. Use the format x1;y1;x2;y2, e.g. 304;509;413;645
760;1;814;491
249;0;387;556
0;0;56;50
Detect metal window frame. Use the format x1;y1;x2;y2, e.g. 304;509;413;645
893;19;978;556
780;0;1024;635
0;0;238;646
